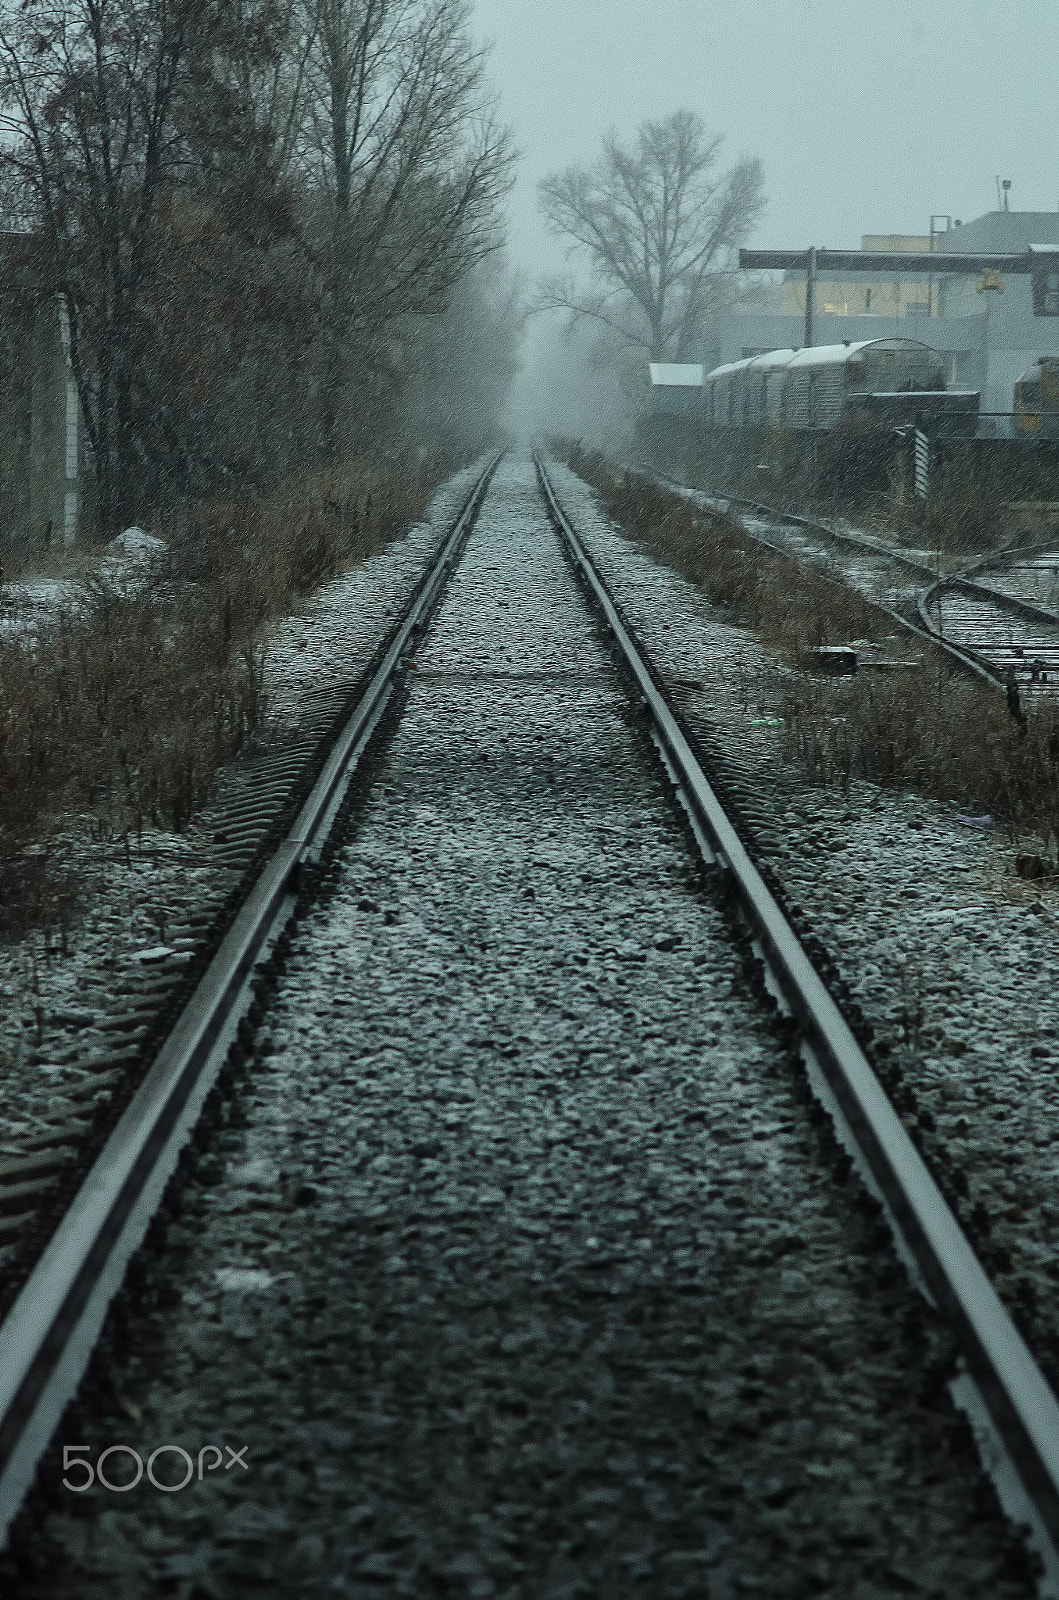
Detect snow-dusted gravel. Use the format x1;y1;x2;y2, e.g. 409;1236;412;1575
648;470;938;616
6;457;1035;1600
546;456;1059;1393
0;464;484;1279
981;549;1059;611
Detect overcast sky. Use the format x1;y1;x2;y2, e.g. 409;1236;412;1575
473;0;1059;276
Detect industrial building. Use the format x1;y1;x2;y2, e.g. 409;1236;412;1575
707;208;1059;429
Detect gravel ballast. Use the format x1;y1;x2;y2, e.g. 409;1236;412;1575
0;465;484;1271
4;457;1036;1600
545;457;1059;1402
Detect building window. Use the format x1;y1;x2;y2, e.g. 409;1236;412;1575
905;302;930;318
1031;265;1059;316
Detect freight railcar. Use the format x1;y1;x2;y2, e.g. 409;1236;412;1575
703;338;960;433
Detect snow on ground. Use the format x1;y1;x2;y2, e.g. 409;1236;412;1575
0;464;484;1165
547;455;1059;1380
0;526;171;640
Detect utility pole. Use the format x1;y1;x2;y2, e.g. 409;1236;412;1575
804;246;817;348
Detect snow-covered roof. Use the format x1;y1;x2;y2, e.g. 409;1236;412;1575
785;341;873;369
745;348;797;371
649;363;704;387
703;338;945;387
706;351;797;383
786;338;937;370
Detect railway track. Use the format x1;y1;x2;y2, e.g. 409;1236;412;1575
0;454;1056;1595
920;578;1059;704
641;465;1059;702
0;453;502;1543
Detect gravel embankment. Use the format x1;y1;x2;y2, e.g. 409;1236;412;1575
0;464;483;1256
5;457;1035;1600
546;456;1059;1384
651;471;937;615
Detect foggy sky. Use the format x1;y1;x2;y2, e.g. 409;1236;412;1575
474;0;1059;274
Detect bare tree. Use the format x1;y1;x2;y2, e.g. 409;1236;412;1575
276;0;513;456
0;0;513;527
297;0;512;310
537;109;764;362
0;0;288;526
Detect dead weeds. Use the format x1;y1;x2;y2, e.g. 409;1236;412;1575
564;445;1059;852
0;451;447;941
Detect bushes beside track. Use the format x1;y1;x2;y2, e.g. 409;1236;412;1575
563;445;1059;852
0;454;446;940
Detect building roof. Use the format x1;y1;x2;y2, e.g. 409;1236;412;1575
861;234;933;253
648;363;704;387
943;211;1059;253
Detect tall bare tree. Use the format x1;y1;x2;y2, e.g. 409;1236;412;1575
273;0;513;447
297;0;512;314
0;0;513;527
537;109;764;362
0;0;289;526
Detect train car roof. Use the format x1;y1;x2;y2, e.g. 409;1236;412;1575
744;348;798;370
703;360;741;380
703;338;943;385
786;338;940;370
710;353;783;380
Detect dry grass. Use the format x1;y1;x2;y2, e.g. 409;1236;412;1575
666;425;1012;561
0;451;447;940
864;486;1009;560
918;490;1008;558
172;454;445;632
564;445;1059;850
779;670;1059;839
566;446;890;657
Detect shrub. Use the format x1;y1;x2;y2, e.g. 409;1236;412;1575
563;445;1059;848
0;451;447;940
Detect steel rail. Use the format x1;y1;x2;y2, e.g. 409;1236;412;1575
536;450;1059;1577
642;464;940;578
699;474;1059;678
726;495;1059;636
0;452;502;1549
917;574;1059;691
635;463;1045;688
634;462;1009;687
948;573;1059;628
